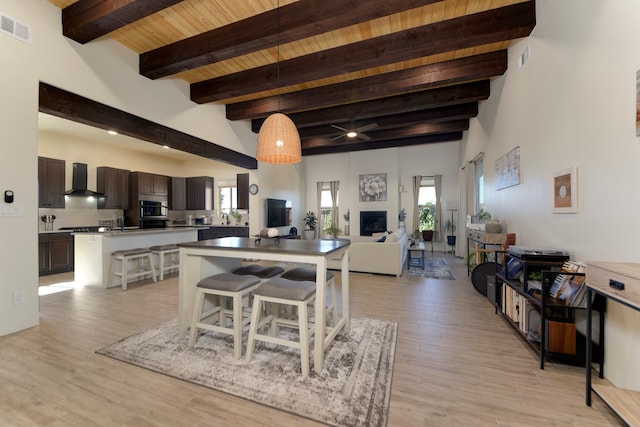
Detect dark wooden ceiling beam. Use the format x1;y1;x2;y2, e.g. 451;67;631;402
140;0;443;79
302;132;463;156
38;82;257;169
62;0;185;44
226;51;506;121
302;120;469;148
297;103;478;139
252;80;490;132
192;1;534;103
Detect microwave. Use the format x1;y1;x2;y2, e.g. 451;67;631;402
140;200;168;219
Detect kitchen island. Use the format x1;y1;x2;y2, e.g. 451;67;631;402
74;227;201;288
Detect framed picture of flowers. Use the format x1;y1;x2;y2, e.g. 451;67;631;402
359;173;387;201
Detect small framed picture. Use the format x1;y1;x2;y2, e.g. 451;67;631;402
552;167;577;213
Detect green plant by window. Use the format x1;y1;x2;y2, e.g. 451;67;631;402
419;203;435;230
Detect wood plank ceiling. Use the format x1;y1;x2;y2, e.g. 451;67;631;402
48;0;536;159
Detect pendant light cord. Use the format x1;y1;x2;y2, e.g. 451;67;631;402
276;0;281;112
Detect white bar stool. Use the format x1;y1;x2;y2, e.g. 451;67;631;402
110;248;157;290
150;244;179;280
188;272;261;359
245;277;316;377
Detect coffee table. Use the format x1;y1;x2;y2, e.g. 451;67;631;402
408;242;426;269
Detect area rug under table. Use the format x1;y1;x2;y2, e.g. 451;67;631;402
407;257;456;280
97;316;397;427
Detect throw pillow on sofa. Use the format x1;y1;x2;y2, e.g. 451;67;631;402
376;235;387;242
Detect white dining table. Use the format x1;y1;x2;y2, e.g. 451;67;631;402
177;236;351;374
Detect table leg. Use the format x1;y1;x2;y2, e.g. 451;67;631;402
314;257;327;374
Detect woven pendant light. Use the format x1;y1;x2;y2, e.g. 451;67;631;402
255;0;301;164
256;113;301;164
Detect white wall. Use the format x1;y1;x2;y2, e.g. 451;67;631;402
0;0;272;336
303;143;460;246
462;0;640;390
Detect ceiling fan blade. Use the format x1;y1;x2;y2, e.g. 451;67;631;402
330;134;344;141
358;133;372;141
355;123;378;132
330;124;348;132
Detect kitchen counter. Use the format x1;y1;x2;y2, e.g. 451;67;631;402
74;228;199;288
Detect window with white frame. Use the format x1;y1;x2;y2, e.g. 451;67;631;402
218;185;237;214
418;176;436;229
319;182;339;232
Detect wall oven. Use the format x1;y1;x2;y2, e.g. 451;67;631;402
140;200;168;219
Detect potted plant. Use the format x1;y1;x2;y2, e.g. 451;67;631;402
303;211;317;240
324;223;341;239
230;211;243;224
398;208;407;227
419;203;435;242
444;218;456;250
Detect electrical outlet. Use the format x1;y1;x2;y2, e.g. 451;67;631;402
13;290;25;304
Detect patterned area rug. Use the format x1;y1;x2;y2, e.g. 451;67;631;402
97;316;397;427
407;258;456;280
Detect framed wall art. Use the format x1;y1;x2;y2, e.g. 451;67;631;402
495;146;521;190
552;167;577;213
359;173;387;201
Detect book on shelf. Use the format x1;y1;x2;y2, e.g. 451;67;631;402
549;261;587;307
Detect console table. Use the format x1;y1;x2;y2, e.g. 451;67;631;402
586;261;640;426
467;230;508;275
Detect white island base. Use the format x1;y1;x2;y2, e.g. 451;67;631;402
74;228;199;288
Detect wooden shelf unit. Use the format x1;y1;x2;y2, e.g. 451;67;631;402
586;262;640;426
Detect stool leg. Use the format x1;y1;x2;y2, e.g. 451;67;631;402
245;296;262;362
158;252;165;281
121;257;128;291
147;253;157;282
232;293;243;359
328;278;339;325
298;301;310;377
188;289;206;347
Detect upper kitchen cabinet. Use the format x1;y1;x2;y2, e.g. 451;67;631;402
38;156;65;208
236;173;249;210
130;172;169;200
169;177;186;211
97;166;130;209
186;176;214;210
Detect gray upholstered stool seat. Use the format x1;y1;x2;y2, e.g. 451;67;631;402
188;273;262;358
281;267;339;326
245;277;317;377
110;247;157;290
150;244;179;280
232;264;285;279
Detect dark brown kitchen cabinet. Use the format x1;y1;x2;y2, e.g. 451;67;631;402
170;177;186;210
236;173;249;210
38;156;65;208
97;166;130;209
39;233;74;276
131;172;168;198
186;176;214;210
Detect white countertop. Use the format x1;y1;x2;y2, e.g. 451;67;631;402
75;227;202;237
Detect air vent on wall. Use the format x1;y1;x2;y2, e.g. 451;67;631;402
1;12;31;44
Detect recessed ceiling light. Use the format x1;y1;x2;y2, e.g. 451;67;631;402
107;130;118;135
163;145;170;149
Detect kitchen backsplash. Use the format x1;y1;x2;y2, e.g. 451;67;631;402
38;197;242;232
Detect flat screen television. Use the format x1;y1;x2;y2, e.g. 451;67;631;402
266;198;290;227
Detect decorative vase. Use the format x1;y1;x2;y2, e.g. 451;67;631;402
303;229;315;240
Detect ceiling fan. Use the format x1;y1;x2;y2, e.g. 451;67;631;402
330;122;378;141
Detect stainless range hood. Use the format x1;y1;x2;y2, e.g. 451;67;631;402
65;163;105;197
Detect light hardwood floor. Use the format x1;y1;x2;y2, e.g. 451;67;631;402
1;254;621;426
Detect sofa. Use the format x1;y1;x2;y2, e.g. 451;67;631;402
327;227;408;277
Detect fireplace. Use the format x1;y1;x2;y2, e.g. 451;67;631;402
360;211;387;236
